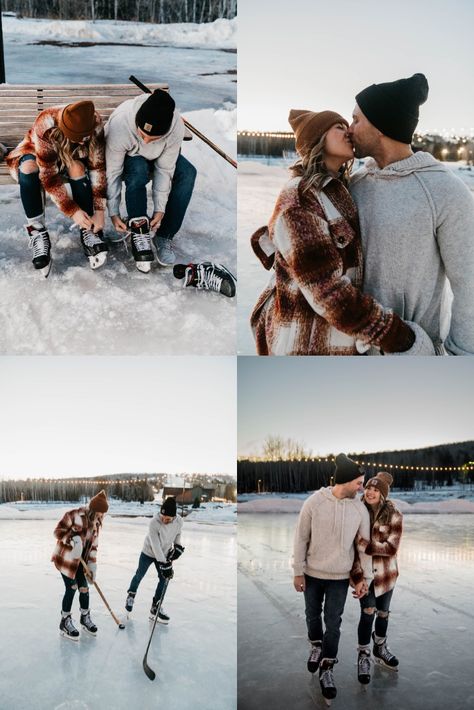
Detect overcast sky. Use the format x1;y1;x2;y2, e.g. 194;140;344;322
238;358;474;458
239;0;474;134
0;357;236;479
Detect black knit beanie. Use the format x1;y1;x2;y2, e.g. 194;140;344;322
333;453;364;484
136;89;175;137
161;497;177;516
355;73;429;144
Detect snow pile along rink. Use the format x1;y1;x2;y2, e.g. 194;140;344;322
0;107;236;355
3;16;237;49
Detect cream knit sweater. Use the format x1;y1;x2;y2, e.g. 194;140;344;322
293;487;372;582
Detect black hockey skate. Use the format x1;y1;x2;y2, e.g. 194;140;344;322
319;659;337;706
80;227;108;269
80;610;98;636
59;614;80;641
357;649;371;684
125;591;136;613
26;223;52;277
128;216;154;273
307;642;322;673
149;600;170;624
372;632;399;671
173;262;236;297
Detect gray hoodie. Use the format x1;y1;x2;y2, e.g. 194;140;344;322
350;152;474;355
293;487;372;583
142;512;183;563
104;94;185;216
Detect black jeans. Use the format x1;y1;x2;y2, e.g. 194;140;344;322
128;552;167;604
61;565;89;613
358;582;394;645
304;575;349;660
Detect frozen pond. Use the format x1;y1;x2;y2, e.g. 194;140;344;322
238;513;474;710
4;41;236;111
0;517;236;709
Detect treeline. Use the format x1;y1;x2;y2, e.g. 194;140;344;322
238;441;474;493
2;0;236;22
0;478;155;504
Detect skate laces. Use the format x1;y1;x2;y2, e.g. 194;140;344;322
309;646;321;663
319;667;335;688
358;652;371;675
64;615;76;632
81;228;103;247
131;232;152;252
378;642;394;662
196;263;222;292
27;227;49;257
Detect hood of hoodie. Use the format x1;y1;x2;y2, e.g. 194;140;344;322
351;150;448;185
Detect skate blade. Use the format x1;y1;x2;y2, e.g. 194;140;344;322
136;261;152;273
374;658;398;672
36;260;52;278
88;252;107;270
148;614;169;624
60;630;79;642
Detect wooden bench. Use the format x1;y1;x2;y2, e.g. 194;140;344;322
0;82;168;185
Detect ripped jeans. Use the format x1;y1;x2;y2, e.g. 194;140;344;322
358;582;393;645
61;565;89;613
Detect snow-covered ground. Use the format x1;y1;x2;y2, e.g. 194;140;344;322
3;15;237;50
0;514;236;709
238;513;474;710
238;159;474;354
0;107;236;354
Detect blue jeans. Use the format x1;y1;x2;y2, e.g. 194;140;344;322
122;153;196;239
61;565;89;613
304;575;349;660
18;153;94;218
358;582;394;645
128;552;167;604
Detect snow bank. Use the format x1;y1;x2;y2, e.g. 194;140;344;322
3;16;237;49
185;503;237;524
0;107;236;355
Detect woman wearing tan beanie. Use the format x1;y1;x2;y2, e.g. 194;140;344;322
250;109;416;355
353;472;403;685
6;100;108;276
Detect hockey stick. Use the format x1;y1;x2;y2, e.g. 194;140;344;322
143;577;170;681
129;75;237;169
80;558;125;630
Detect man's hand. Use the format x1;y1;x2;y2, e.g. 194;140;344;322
90;211;105;233
352;581;368;599
158;561;174;580
111;215;128;232
293;575;306;593
150;211;164;230
72;209;93;230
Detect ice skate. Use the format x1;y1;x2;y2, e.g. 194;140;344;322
357;648;371;685
26;223;52;277
59;614;80;641
155;236;176;266
319;659;337;705
128;216;154;273
372;633;399;671
80;609;98;636
149;600;170;624
307;642;322;673
173;261;236;297
80;227;108;269
125;591;136;614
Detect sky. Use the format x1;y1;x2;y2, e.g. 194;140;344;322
238;358;474;458
238;0;474;134
0;357;236;479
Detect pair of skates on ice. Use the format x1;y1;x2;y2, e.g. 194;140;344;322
125;590;170;625
59;609;98;641
27;215;236;297
307;633;399;705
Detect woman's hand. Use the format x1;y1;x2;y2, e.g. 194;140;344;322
70;535;83;560
90;211;105;233
293;575;306;592
111;215;128;233
72;209;93;230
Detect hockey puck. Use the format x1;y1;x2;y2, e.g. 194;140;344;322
119;623;125;629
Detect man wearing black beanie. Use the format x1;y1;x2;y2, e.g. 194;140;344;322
348;73;474;356
105;89;196;272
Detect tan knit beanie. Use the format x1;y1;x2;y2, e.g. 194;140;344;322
288;109;348;158
59;100;96;142
89;489;109;513
365;471;393;500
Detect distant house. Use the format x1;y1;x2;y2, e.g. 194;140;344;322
163;485;215;505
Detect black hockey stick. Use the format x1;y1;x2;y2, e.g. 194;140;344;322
143;577;170;681
129;75;237;169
